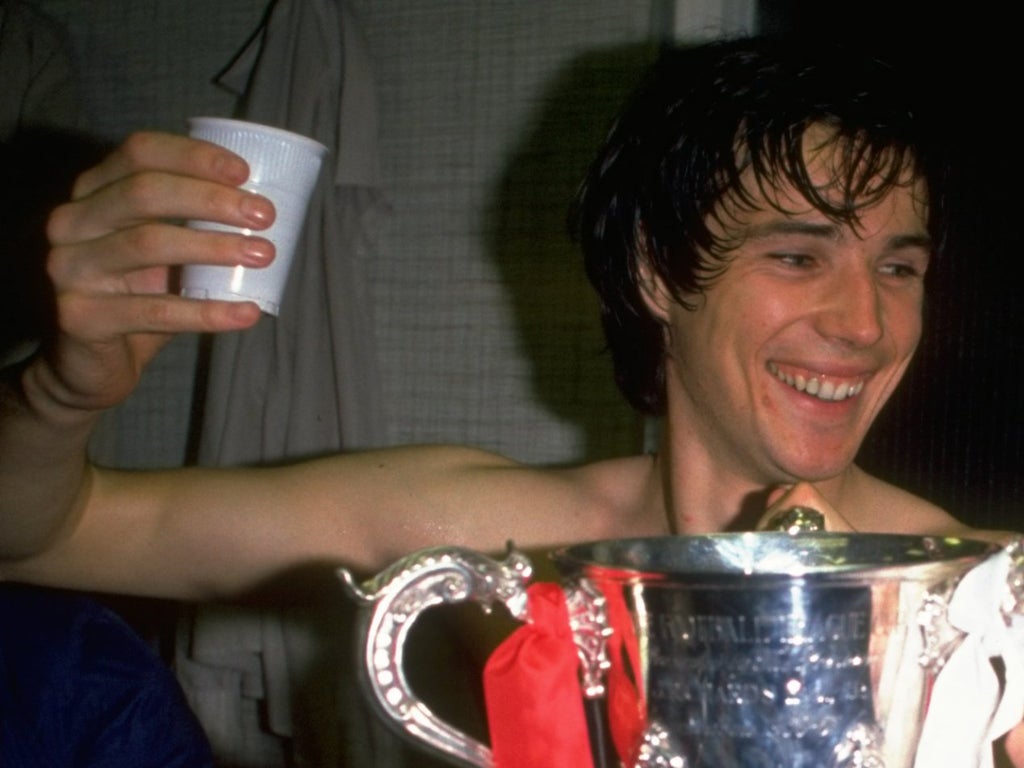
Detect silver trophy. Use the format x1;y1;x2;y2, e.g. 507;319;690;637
340;533;1019;767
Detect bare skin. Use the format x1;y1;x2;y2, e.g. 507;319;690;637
0;132;999;598
0;131;1002;601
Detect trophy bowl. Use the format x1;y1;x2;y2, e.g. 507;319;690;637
340;533;1012;767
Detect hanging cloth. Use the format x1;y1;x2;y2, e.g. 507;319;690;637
176;1;393;765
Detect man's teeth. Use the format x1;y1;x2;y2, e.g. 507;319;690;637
769;364;863;402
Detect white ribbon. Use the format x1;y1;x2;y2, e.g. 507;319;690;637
914;541;1024;768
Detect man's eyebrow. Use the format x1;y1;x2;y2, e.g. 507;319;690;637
744;220;933;251
888;233;933;252
744;220;840;240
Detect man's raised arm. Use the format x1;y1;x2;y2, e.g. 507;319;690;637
0;132;270;558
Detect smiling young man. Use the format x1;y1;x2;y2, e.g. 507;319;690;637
568;41;957;539
638;134;933;534
3;32;1022;766
0;36;986;596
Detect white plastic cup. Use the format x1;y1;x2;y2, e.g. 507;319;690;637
180;117;328;315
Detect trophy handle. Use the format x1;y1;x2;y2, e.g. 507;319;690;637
339;546;533;768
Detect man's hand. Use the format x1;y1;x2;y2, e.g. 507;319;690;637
36;131;274;414
1;132;274;557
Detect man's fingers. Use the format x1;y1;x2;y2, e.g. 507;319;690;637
49;173;274;245
70;132;250;200
27;131;267;419
48;224;275;291
58;291;261;339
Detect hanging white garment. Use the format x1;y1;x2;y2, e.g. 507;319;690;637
175;1;395;765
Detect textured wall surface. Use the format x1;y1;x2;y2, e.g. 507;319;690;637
36;0;653;472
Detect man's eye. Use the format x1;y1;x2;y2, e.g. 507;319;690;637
770;253;815;268
879;262;922;279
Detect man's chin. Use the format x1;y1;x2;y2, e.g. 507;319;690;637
770;453;857;486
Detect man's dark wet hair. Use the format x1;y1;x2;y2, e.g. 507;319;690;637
573;36;945;416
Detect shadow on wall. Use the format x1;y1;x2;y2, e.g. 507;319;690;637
0;127;108;366
484;43;659;462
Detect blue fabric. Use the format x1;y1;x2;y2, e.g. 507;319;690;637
0;583;213;767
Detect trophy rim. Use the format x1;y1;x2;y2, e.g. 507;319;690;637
550;532;999;584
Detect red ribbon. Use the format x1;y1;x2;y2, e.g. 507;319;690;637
483;583;595;768
601;585;646;764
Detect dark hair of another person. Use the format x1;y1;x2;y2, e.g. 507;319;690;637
572;36;946;416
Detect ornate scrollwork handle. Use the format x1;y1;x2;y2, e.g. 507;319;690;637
564;578;612;698
339;546;532;768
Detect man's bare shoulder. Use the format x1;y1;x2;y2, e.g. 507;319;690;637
845;468;953;533
847;466;1015;543
555;453;663;531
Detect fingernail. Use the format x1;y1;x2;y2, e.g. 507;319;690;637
226;301;261;326
242;237;274;264
213;152;249;184
240;193;274;227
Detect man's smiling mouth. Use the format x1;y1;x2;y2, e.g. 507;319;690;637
768;362;865;402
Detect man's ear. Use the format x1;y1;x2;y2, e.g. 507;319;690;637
636;256;674;324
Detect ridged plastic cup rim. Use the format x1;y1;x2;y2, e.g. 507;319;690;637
187;117;328;156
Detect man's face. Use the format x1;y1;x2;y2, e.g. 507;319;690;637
650;142;930;485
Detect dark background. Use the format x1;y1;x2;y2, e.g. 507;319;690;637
762;1;1022;530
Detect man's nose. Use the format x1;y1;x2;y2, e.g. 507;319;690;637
814;267;884;347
